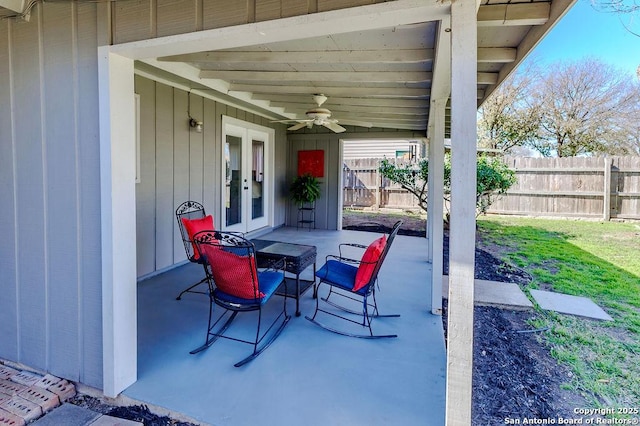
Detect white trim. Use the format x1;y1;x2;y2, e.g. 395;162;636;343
427;99;446;316
134;93;140;184
98;47;137;398
0;0;26;14
108;0;449;60
221;116;274;233
445;1;478;424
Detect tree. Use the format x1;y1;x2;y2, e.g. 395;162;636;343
531;58;640;157
478;68;541;153
379;155;516;218
590;0;640;37
480;58;640;157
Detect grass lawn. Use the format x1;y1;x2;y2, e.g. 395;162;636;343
477;216;640;409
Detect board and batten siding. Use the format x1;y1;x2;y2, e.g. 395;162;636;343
0;2;103;388
111;0;387;44
134;76;288;277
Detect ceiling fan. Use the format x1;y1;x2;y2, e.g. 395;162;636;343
271;94;372;133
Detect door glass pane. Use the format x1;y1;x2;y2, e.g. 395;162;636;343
225;135;242;227
251;140;264;220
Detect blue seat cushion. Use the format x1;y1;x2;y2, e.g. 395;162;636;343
214;270;284;306
316;260;369;296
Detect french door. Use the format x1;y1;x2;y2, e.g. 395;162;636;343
222;116;273;232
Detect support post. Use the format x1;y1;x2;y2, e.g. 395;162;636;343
427;99;446;316
446;1;478;425
603;157;612;221
98;48;138;397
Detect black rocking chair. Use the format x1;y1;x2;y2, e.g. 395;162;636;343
190;230;291;367
306;220;402;338
175;201;214;300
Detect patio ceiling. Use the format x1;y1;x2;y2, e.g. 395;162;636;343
0;0;573;136
145;0;572;137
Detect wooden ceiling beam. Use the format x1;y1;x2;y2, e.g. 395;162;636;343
477;48;516;63
228;85;430;97
279;103;427;115
477;3;550;27
365;122;426;130
201;70;432;83
0;0;25;13
250;94;431;108
159;49;434;64
477;72;498;85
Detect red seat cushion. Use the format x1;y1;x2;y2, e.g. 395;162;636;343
199;244;263;299
181;215;214;260
353;235;387;291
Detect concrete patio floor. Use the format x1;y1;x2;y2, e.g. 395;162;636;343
124;227;446;426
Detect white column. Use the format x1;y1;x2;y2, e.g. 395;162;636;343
427;98;446;316
98;47;138;397
446;0;478;425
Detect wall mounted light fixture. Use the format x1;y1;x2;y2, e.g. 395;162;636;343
187;91;203;132
189;117;203;132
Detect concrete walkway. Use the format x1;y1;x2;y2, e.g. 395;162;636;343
442;276;534;310
442;276;613;321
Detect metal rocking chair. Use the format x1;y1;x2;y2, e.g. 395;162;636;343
190;230;291;367
306;220;402;338
175;201;213;300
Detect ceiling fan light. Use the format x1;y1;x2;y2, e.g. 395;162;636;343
312;94;327;106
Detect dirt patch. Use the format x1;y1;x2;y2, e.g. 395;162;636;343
344;210;592;425
342;209;427;237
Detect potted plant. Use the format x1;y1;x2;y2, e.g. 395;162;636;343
289;173;321;207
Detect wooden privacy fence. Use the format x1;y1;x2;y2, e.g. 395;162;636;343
344;156;640;220
343;158;421;210
487;156;640;220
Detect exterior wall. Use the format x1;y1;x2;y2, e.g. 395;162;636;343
0;0;393;392
111;0;387;44
287;130;423;229
0;3;103;388
135;75;288;277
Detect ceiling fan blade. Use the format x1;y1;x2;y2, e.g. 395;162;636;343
287;122;308;131
322;122;346;133
336;119;373;128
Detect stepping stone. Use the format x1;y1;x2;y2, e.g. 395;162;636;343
31;403;100;426
89;415;143;425
443;276;533;310
530;289;613;321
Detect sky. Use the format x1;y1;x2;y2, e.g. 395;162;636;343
525;0;640;78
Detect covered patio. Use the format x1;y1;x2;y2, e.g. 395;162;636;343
126;227;445;425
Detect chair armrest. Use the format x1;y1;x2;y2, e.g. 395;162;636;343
338;243;367;258
326;254;360;265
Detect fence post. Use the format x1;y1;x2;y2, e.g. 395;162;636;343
375;163;380;210
603;157;612;221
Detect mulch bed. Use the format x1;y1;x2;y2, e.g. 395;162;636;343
68;394;198;426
